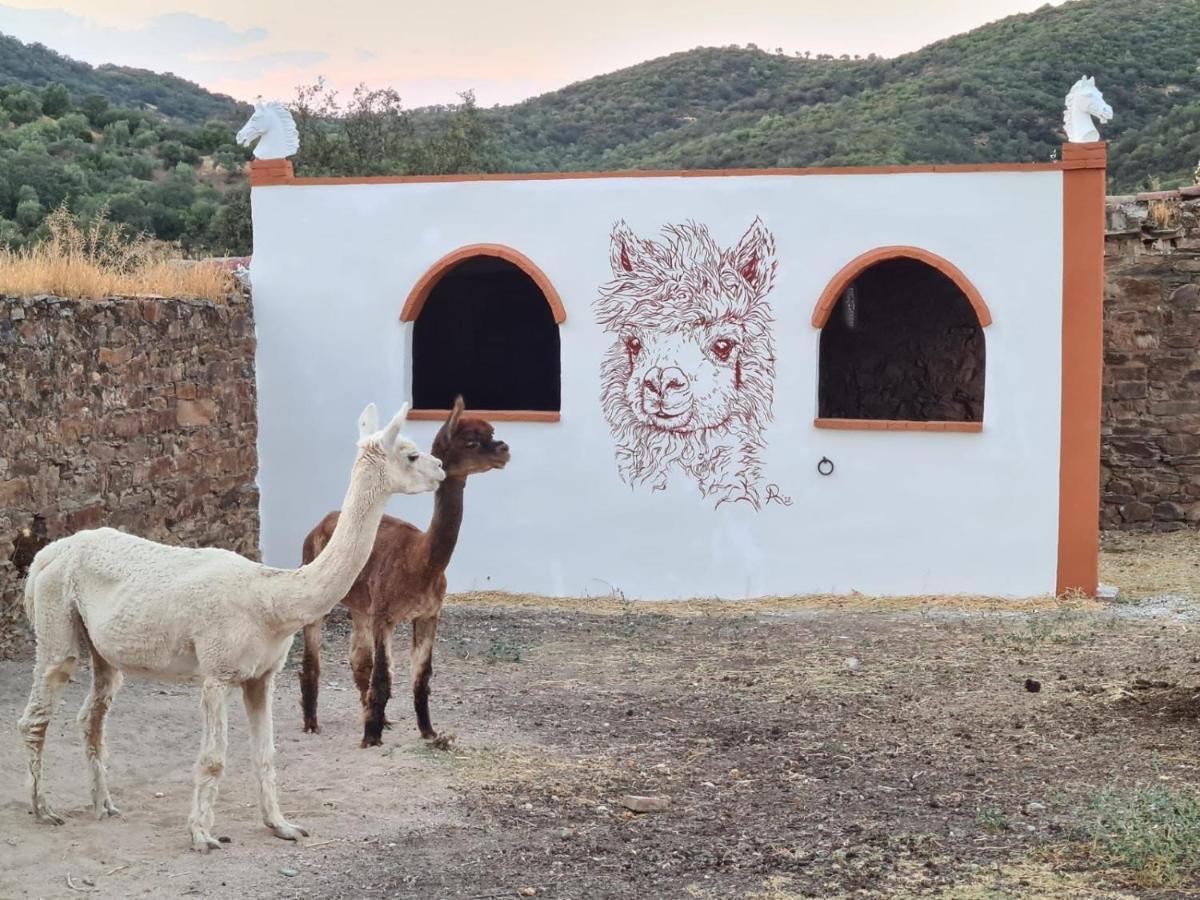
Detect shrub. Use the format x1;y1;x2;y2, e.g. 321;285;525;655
1085;786;1200;888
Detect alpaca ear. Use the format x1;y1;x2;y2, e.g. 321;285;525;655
447;395;465;433
358;403;380;439
434;395;464;444
381;403;410;450
732;217;777;293
609;220;645;276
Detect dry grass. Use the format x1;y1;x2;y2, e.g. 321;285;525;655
1147;197;1180;230
0;205;235;302
931;860;1140;899
693;861;1140;899
1100;530;1200;600
452;589;1100;618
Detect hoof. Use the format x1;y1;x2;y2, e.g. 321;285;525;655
420;729;438;740
95;798;121;819
34;804;65;826
360;734;383;748
302;721;321;735
269;820;309;842
190;831;223;853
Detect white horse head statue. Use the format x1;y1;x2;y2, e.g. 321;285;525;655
236;101;299;160
1063;76;1113;143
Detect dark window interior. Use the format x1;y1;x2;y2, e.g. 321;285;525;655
412;256;561;411
818;258;985;422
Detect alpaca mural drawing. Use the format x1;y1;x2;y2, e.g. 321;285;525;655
595;218;781;509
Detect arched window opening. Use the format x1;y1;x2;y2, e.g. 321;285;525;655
408;251;561;416
817;257;986;428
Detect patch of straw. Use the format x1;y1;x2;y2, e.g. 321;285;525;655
936;858;1139;899
450;590;1099;618
0;205;234;302
1100;530;1200;600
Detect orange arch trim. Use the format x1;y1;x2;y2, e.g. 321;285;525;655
811;246;993;329
400;243;566;324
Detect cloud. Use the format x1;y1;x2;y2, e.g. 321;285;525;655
0;6;326;86
355;48;379;62
135;12;267;53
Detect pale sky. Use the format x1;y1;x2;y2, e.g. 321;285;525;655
0;1;1070;108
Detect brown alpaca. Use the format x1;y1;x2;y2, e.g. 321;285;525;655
299;397;509;746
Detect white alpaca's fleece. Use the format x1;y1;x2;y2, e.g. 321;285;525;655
18;402;444;851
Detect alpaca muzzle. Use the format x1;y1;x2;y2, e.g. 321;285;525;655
640;366;691;419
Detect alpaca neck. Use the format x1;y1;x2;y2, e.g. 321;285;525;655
425;476;466;575
275;456;388;631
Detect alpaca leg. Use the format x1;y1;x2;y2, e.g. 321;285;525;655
188;678;229;852
349;614;373;710
299;620;322;734
381;628;396;729
411;616;438;739
19;561;80;828
361;624;393;748
243;672;308;842
18;654;78;825
77;649;123;818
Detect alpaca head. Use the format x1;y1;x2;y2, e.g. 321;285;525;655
431;396;511;478
356;402;445;494
596;218;777;436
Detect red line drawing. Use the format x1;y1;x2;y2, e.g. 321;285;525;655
595;218;780;509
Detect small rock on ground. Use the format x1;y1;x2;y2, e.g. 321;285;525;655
620;795;670;813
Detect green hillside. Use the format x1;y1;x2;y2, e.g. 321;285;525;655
1;0;1198;254
0;32;249;123
0;81;252;253
487;0;1200;191
0;36;497;254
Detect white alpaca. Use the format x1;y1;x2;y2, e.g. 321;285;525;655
18;402;443;852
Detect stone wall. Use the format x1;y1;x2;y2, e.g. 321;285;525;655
1103;191;1200;531
0;293;259;657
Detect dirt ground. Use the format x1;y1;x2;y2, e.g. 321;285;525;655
1;532;1198;899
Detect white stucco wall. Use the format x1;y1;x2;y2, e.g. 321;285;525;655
250;170;1064;598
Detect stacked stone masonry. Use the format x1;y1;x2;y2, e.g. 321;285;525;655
0;293;259;656
1103;192;1200;531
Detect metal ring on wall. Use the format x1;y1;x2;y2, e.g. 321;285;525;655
817;457;835;476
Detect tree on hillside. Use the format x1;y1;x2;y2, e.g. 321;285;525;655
207;185;251;255
81;94;108;126
40;82;69;117
212;146;244;177
3;89;42;125
411;91;497;175
290;79;500;177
